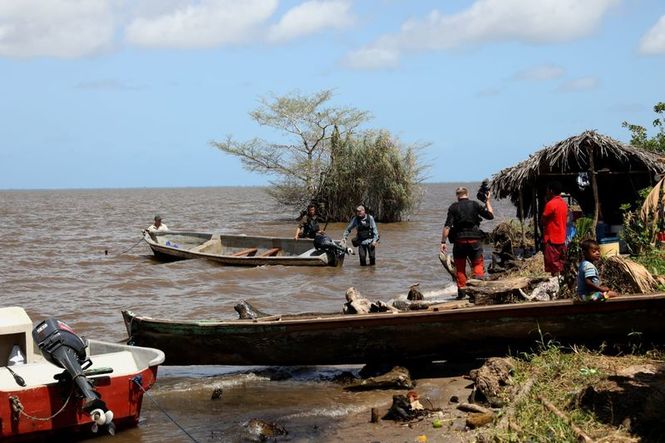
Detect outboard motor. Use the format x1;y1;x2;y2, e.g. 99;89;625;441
314;232;351;266
32;318;114;433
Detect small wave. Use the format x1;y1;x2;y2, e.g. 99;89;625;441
279;404;366;420
154;373;270;394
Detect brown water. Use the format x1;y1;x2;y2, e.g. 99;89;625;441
0;183;514;442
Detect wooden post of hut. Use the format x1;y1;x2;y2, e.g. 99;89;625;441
587;140;601;240
518;189;526;247
532;188;540;251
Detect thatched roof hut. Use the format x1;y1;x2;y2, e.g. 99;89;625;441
491;130;665;240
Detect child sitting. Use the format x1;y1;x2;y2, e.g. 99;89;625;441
576;239;619;302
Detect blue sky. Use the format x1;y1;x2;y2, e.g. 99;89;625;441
1;0;664;189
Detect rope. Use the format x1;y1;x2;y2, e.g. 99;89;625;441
10;387;74;421
107;236;145;257
132;377;199;443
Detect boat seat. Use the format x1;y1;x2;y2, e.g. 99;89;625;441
231;248;258;257
258;247;281;257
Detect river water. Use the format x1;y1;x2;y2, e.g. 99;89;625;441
0;183;515;442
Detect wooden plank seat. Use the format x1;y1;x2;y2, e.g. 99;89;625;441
231;248;258;257
258;247;281;257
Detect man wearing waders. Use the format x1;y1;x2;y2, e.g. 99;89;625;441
440;187;494;300
343;205;379;266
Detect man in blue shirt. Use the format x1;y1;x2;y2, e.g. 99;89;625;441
343;205;379;266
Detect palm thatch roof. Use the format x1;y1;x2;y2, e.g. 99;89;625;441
491;130;665;224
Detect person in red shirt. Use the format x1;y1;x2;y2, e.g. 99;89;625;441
542;181;569;276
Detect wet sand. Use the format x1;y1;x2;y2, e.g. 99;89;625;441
104;361;482;443
324;363;478;443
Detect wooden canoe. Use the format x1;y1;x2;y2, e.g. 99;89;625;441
122;294;665;366
143;231;345;267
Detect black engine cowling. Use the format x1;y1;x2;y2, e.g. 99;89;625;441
32;318;106;413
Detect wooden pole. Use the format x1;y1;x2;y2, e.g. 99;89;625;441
532;188;540;251
519;190;526;247
588;141;600;240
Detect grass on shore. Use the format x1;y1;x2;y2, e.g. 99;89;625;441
486;342;664;443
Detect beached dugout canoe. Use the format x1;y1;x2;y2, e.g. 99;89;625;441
143;231;345;267
122;294;665;366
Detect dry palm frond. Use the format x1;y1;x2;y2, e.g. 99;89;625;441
602;255;657;294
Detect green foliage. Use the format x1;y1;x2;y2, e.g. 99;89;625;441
314;129;425;221
620;187;655;255
211;90;426;221
622;101;665;152
633;249;665;279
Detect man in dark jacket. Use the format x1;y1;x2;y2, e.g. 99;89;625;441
440;186;494;299
294;203;321;239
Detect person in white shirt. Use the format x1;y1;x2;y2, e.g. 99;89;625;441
147;215;169;232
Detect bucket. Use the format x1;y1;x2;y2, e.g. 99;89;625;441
599;236;619;257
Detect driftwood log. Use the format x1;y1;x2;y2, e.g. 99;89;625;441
343;287;398;314
469;357;514;407
346;366;414;391
234;300;271;319
465;277;546;305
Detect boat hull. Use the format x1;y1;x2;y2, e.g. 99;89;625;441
0;340;164;441
122;294;665;366
144;231;344;267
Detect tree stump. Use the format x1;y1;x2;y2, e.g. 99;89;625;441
468;357;514;407
465;277;533;305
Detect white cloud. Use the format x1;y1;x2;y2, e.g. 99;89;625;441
639;15;665;55
125;0;278;48
0;0;114;58
345;0;619;70
513;64;565;81
558;76;600;92
267;0;355;43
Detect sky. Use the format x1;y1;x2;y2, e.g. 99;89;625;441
1;0;665;190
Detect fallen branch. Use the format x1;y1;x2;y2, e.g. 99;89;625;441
457;403;492;414
497;377;535;430
537;395;594;443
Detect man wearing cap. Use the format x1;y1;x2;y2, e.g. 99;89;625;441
343;205;379;266
440;187;494;300
147;215;169;233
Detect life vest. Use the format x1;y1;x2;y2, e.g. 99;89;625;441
301;216;320;239
450;200;483;240
356;215;374;241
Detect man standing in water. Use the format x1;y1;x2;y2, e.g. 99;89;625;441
440;187;494;300
542;181;568;276
147;215;168;232
343;205;379;266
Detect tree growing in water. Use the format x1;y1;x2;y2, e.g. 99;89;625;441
212;90;425;222
622;102;665;152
